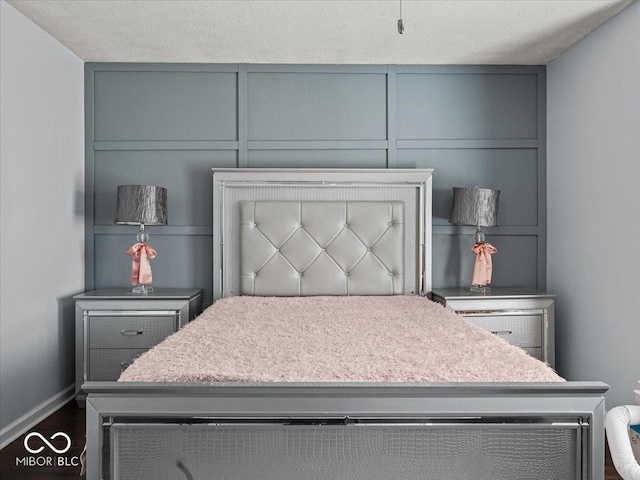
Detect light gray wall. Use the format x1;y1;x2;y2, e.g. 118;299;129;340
0;1;84;434
86;64;547;306
547;2;640;408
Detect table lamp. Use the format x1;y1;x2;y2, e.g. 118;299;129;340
449;186;500;293
115;185;167;294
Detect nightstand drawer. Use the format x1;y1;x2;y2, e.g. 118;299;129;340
88;348;148;381
463;314;542;348
88;314;176;349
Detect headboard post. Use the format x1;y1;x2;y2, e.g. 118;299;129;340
212;169;433;301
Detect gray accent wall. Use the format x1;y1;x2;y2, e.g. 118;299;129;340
547;2;640;408
86;64;547;306
0;2;84;438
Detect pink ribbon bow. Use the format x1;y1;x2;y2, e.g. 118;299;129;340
126;243;157;285
471;242;497;286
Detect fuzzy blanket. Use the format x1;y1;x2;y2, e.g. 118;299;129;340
119;295;563;383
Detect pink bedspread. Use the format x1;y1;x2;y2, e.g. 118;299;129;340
119;295;563;383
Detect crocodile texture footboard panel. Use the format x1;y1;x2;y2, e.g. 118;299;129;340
111;423;579;479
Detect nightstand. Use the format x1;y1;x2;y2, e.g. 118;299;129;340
74;288;202;404
432;288;555;366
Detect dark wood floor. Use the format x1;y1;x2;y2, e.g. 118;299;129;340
1;401;86;478
0;400;624;479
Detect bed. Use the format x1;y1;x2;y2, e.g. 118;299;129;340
83;168;608;479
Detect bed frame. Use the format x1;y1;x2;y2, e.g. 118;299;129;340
83;169;608;480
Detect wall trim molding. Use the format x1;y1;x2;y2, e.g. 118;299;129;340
94;225;213;235
93;225;540;237
89;63;239;72
94;140;239;151
92;139;539;152
85;63;546;298
396;65;543;74
248;140;388;150
433;226;540;236
0;384;75;450
397;139;539;149
247;64;387;74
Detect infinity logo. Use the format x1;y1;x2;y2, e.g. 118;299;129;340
24;432;71;454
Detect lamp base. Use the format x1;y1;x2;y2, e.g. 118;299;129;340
132;284;153;294
470;285;491;294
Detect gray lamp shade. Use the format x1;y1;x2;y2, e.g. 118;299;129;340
114;185;168;225
449;186;500;227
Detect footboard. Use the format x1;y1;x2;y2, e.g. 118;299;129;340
83;381;608;480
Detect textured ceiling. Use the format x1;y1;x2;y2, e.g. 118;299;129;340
5;0;633;64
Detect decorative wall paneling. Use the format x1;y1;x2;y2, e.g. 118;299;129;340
86;64;546;306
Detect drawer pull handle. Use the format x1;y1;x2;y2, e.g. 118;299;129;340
121;329;143;336
120;362;130;372
491;330;513;335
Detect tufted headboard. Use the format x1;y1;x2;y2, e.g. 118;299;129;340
239;201;404;296
212;169;433;300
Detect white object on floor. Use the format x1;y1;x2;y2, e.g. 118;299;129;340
606;405;640;480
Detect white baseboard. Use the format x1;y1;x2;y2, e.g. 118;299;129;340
0;384;76;450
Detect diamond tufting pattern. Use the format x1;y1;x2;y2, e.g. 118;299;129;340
240;201;404;296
